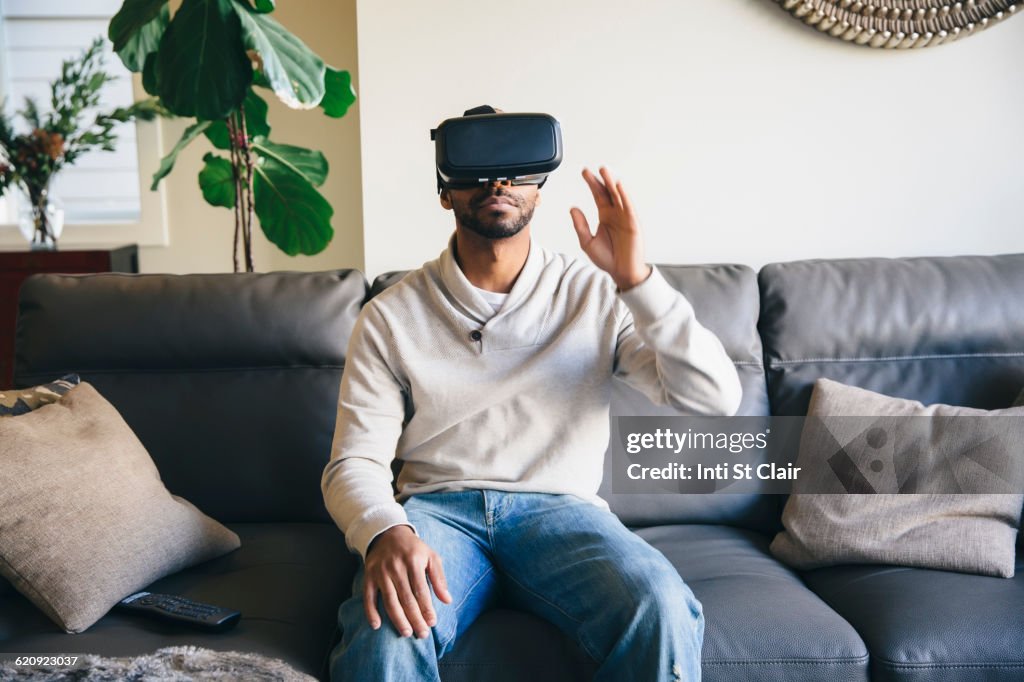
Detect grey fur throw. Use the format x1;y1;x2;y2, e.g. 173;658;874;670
0;646;317;681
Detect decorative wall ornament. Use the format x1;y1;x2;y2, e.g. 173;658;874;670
775;0;1021;48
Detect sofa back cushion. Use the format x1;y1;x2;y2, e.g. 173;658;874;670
597;264;778;533
14;270;367;523
372;262;777;535
758;254;1024;414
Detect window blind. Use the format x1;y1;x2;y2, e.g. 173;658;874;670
1;0;142;224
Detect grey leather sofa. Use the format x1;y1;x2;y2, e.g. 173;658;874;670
2;253;1022;681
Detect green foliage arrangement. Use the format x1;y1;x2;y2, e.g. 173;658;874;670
109;0;356;271
0;38;160;248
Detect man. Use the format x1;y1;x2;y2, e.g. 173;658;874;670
322;106;742;682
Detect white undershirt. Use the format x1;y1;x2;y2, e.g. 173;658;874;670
472;284;509;315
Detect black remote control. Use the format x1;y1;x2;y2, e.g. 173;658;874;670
116;592;241;631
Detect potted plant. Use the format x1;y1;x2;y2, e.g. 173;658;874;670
109;0;356;272
0;39;160;250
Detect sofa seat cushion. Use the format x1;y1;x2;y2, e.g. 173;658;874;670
439;524;868;682
640;524;870;682
0;523;357;681
801;556;1024;682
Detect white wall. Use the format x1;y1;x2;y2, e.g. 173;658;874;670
356;0;1024;280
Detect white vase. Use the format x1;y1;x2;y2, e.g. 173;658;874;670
17;182;65;250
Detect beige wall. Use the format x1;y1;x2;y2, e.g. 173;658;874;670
139;0;364;274
356;0;1024;279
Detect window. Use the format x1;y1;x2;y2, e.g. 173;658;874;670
0;0;168;247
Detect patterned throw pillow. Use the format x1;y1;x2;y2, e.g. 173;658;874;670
769;378;1024;578
0;374;81;417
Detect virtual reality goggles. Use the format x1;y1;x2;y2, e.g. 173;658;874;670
431;106;563;194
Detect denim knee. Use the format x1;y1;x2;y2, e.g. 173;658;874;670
668;582;704;637
331;588;448;682
633;567;704;638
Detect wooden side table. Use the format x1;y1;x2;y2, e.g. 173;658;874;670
0;244;139;387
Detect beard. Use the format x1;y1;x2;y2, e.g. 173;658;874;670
454;189;537;240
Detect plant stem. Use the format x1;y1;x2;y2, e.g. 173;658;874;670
26;179;56;248
227;115;243;273
238;103;255;273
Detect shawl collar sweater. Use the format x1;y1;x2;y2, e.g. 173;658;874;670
323;233;742;560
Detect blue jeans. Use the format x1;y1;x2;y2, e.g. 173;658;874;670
330;490;704;682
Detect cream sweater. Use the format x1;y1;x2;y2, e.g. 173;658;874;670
322;234;743;560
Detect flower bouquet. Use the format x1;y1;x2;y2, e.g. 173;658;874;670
0;38;161;249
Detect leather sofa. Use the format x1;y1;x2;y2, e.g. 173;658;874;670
2;252;1022;681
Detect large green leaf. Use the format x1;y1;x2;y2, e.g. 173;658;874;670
204;123;232;151
321;67;356;118
157;0;252;120
141;52;160;96
204;88;271;149
252;138;327;187
232;4;325;109
252;68;271;89
151;120;212;190
110;0;169;72
199;153;236;208
253;155;333;256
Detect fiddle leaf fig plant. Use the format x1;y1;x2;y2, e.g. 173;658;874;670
109;0;356;272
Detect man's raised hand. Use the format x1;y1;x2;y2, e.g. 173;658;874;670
569;166;652;291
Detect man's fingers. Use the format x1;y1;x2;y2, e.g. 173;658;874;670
616;180;640;232
427;555;453;604
617;180;636;217
394;572;430;638
569;207;591;248
599;167;623;208
380;579;413;638
363;576;381;630
582;168;612;207
410;564;437;627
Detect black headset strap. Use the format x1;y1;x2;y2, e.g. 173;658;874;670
463;105;497;116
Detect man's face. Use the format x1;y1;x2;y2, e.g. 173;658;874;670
442;182;541;240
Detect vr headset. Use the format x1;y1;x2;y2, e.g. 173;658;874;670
431;105;563;194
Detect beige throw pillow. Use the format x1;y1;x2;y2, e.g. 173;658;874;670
0;382;241;633
769;378;1024;578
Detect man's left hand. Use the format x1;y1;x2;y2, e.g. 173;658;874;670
570;166;653;291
